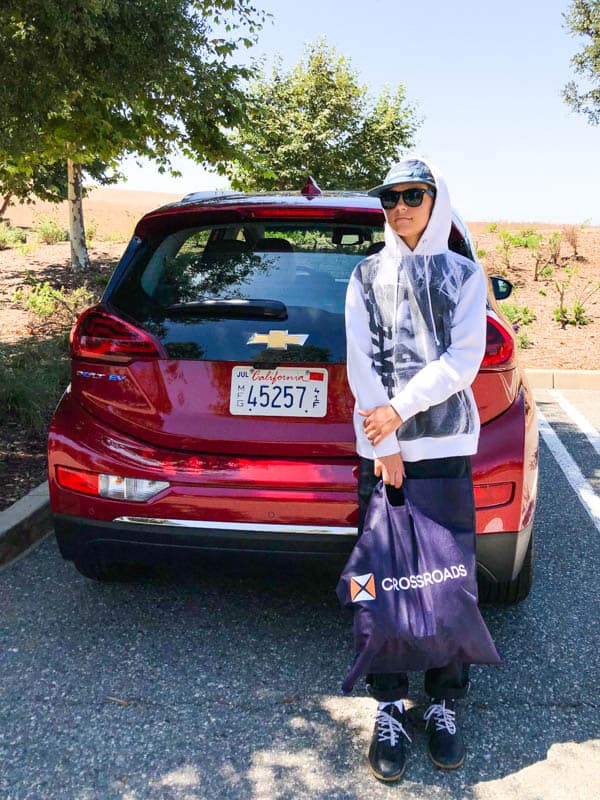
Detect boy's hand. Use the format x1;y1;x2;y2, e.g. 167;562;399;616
374;453;405;488
359;404;403;447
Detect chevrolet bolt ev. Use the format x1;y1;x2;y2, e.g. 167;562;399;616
48;185;538;604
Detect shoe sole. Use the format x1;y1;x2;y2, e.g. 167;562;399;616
428;751;465;770
368;761;407;782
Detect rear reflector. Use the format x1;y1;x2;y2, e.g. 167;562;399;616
70;307;164;363
474;482;515;509
481;317;514;368
56;466;169;501
56;466;99;496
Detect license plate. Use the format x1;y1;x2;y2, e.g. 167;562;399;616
230;366;328;417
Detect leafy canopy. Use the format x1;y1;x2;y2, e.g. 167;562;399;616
563;0;600;124
221;39;421;191
0;0;266;169
0;155;119;210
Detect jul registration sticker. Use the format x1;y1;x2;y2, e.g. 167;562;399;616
229;366;328;417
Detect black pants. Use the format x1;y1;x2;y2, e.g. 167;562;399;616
358;455;472;702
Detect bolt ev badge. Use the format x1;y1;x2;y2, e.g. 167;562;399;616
247;330;309;350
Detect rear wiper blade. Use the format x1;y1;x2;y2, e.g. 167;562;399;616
165;298;287;319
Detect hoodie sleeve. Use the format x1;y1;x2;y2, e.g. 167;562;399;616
345;268;400;457
389;262;487;423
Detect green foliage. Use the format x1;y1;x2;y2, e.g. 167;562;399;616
32;216;69;245
552;265;600;328
221;38;420;191
487;222;498;233
516;331;532;349
85;217;98;245
0;225;27;249
563;1;600;124
12;278;95;332
0;1;267;187
552;302;590;327
497;230;517;267
0;335;70;432
499;301;537;326
90;271;112;289
0;157;119;212
476;248;487;259
548;231;562;265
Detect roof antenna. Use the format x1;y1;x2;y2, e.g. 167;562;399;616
301;176;322;198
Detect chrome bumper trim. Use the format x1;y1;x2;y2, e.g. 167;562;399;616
112;517;358;536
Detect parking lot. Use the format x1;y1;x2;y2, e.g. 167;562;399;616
1;389;599;800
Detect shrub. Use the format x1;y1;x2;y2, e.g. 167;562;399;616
548;232;562;266
0;225;27;250
85;217;98;245
516;331;532;349
499;301;536;326
497;230;516;268
11;279;95;334
0;335;70;432
33;215;69;245
562;224;579;257
487;222;498;233
552;267;600;329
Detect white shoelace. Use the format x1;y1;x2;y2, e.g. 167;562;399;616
376;702;412;747
423;700;456;734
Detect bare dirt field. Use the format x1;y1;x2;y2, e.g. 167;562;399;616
1;190;599;510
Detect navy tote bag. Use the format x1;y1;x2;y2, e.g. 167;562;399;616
337;477;502;694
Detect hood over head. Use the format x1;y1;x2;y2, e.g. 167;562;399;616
374;156;452;258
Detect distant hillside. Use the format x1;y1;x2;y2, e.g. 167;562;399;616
4;188;183;238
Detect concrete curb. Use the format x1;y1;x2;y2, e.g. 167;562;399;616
525;369;600;390
0;481;52;567
0;368;599;568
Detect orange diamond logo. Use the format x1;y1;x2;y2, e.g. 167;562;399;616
350;573;376;602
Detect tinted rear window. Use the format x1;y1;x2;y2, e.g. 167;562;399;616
109;221;384;363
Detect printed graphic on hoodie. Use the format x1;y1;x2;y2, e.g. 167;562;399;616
357;251;479;441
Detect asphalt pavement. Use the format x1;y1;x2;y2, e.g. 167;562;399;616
0;390;599;800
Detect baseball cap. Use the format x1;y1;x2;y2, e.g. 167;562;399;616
368;159;436;197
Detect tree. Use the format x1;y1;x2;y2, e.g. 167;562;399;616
0;0;266;268
563;0;600;124
0;157;118;219
220;39;421;191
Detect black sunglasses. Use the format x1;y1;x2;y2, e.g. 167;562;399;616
379;187;435;210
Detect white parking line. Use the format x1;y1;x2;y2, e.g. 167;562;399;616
548;389;600;457
537;407;600;534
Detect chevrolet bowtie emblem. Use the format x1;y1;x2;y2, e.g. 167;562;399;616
247;330;309;350
350;573;377;602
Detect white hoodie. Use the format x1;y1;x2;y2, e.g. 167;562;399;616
345;158;487;461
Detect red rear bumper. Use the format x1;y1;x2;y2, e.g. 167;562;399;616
49;384;538;580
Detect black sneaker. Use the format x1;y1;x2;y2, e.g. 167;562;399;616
423;698;465;769
367;701;411;782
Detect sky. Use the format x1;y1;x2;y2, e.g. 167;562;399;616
116;0;599;224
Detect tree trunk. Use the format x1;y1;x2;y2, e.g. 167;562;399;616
67;159;89;270
0;193;13;218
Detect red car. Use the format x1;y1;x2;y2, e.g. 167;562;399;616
48;186;538;603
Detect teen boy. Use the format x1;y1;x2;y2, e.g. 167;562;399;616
344;157;488;781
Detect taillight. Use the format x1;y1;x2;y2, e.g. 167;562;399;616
56;465;99;496
56;466;169;501
481;316;514;368
474;482;515;509
70;307;164;363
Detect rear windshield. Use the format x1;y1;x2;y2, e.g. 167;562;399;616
109;221;384;363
